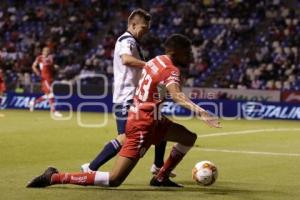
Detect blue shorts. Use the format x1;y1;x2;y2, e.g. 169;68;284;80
114;100;133;134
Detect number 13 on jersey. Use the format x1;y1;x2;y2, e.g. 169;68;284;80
135;69;152;101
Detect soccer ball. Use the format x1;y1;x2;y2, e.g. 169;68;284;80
192;160;218;186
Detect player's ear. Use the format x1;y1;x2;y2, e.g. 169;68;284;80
132;22;136;29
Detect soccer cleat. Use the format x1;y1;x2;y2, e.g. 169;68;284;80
150;176;183;187
52;111;63;118
80;163;95;173
26;167;59;188
29;100;35;112
150;164;176;178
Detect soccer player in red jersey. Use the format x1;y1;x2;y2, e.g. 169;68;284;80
29;47;62;117
27;34;221;188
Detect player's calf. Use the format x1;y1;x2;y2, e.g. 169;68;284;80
108;156;139;187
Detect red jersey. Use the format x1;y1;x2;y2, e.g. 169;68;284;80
134;55;180;108
36;55;54;80
121;55;181;158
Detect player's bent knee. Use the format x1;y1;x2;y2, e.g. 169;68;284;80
109;180;122;187
109;176;123;187
181;125;197;145
182;132;197;147
188;132;197;146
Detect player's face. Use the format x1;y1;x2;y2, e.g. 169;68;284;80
42;48;50;56
174;47;193;67
133;18;150;39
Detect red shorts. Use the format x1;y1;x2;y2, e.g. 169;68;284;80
119;109;173;159
41;79;53;94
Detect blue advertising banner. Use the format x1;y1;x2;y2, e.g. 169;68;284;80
1;92;299;120
0;92;113;112
160;100;300;120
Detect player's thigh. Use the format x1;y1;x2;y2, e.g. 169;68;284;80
109;155;139;186
164;122;197;146
114;100;132;135
42;80;52;94
116;134;126;145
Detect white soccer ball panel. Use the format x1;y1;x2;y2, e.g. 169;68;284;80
192;160;218;186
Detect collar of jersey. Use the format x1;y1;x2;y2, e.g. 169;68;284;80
126;31;140;44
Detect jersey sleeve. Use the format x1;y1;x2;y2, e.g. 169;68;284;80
119;38;136;56
165;68;181;87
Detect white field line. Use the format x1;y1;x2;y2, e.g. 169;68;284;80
195;148;300;157
197;128;300;138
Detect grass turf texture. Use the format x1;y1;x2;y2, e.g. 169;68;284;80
0;109;299;200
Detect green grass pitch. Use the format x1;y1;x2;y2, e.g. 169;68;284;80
0;109;300;200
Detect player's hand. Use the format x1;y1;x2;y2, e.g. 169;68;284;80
199;110;221;128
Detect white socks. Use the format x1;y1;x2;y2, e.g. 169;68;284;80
174;143;192;154
94;172;109;186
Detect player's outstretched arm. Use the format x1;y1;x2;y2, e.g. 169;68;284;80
167;83;221;128
121;54;146;68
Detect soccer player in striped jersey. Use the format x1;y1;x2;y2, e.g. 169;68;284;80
81;8;175;177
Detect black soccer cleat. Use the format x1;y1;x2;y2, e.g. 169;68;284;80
27;167;59;188
150;176;183;187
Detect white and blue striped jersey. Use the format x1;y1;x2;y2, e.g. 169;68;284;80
112;31;144;104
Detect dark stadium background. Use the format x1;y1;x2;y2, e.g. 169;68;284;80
0;0;299;118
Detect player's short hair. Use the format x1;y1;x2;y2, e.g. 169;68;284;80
164;34;192;50
128;8;151;24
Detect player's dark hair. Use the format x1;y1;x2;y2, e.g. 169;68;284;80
128;8;151;23
164;34;191;50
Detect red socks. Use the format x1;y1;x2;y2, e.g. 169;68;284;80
51;172;96;186
156;146;185;181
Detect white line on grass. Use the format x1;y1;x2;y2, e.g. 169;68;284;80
197;128;300;138
195;148;300;157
